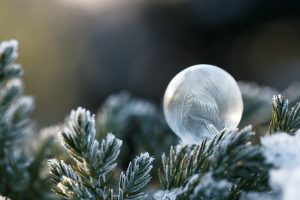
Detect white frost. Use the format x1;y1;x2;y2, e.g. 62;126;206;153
261;132;300;200
0;40;18;59
270;167;300;200
261;132;300;168
153;188;183;200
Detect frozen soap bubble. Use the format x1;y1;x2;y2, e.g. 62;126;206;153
163;64;243;144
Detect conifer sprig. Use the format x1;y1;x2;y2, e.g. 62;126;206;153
210;126;270;195
270;94;300;134
0;40;34;198
62;108;122;183
49;107;153;200
119;152;154;200
158;130;226;190
158;127;270;200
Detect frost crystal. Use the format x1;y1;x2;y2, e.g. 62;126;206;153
189;173;232;199
153;188;183;200
0;40;18;63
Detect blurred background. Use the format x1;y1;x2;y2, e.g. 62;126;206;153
1;0;300;126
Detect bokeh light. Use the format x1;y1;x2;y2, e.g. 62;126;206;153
1;0;300;126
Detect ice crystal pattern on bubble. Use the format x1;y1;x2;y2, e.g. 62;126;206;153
163;64;243;144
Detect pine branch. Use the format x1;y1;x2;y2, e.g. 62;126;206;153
49;107;154;200
62;108;122;183
186;129;226;176
56;176;94;200
157;127;270;200
2;151;32;192
210;126;270;194
56;107;123;198
269;95;300;134
238;82;277;128
0;39;66;199
48;159;81;185
0;40;35;198
0;41;31;149
158;130;226;190
97;92;176;165
158;145;191;190
239;82;300;135
118;152;154;200
48;159;94;199
0;40;22;82
177;174;233;200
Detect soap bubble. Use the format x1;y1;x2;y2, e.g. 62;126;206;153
163;64;243;144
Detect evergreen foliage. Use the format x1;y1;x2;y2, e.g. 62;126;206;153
158;130;226;190
2;39;300;200
270;95;300;134
157;127;270;200
97;92;176;167
0;40;54;199
0;41;32;196
48;108;154;200
239;82;300;134
118;152;153;200
238;82;277;129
